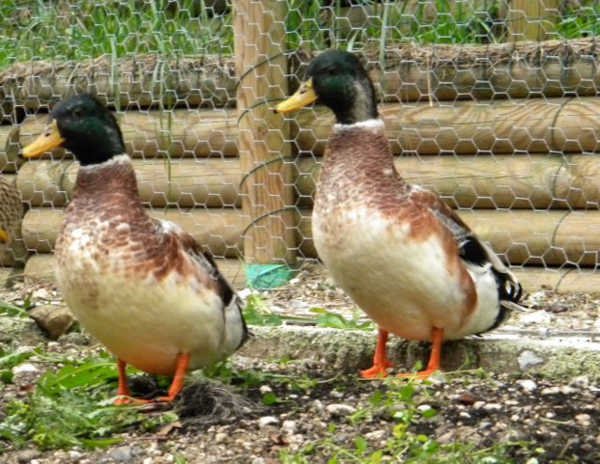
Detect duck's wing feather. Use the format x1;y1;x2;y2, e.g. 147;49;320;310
156;219;249;348
408;186;522;304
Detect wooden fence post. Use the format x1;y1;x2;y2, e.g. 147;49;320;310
508;0;559;41
233;0;297;267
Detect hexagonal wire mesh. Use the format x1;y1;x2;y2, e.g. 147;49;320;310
1;0;599;291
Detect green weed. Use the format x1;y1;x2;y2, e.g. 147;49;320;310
243;294;284;326
1;1;597;71
0;298;32;318
311;307;374;331
0;356;175;451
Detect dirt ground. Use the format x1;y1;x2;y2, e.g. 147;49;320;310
1;265;599;463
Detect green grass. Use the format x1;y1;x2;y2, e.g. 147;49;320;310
0;356;176;451
1;1;598;71
557;2;600;39
0;0;232;69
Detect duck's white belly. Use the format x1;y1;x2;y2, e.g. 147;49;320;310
56;246;227;376
313;207;474;340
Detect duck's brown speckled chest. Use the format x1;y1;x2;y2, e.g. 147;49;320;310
55;158;192;306
313;124;411;248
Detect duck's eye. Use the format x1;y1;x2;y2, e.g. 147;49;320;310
72;108;83;118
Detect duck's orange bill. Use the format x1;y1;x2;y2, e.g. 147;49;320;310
22;120;65;158
0;228;9;244
275;78;318;114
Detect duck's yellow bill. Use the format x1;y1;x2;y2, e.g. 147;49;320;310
22;120;65;159
0;228;9;244
275;78;318;114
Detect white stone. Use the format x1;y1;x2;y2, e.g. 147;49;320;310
32;288;50;300
483;403;502;412
516;379;537;392
326;403;356;417
282;420;297;434
365;430;386;441
259;385;272;394
215;432;228;443
69;450;83;460
258;416;280;429
12;363;39;375
518;350;545;370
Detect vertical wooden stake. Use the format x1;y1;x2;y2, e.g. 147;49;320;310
508;0;559;41
233;0;296;266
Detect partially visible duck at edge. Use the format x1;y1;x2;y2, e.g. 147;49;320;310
0;175;22;254
276;50;522;379
22;94;248;403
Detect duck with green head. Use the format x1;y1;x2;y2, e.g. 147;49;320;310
23;94;248;403
276;50;522;379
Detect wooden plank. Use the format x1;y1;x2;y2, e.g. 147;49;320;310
293;98;600;155
20;207;600;267
15;96;600;161
234;0;296;264
298;154;600;210
22;153;600;211
17;159;241;208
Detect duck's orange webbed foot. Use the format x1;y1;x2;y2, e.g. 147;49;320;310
114;396;151;406
113;359;151;405
154;352;190;403
397;327;443;381
360;329;393;379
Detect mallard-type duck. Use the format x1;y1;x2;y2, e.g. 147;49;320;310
0;175;22;251
276;50;522;379
22;94;248;403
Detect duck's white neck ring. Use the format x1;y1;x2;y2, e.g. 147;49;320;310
333;118;384;132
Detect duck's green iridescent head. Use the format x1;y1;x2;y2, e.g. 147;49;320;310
22;93;125;166
276;50;378;125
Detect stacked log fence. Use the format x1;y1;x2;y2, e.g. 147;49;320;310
2;1;600;292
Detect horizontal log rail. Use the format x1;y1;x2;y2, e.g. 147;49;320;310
7;97;600;174
18;153;600;210
21;207;600;267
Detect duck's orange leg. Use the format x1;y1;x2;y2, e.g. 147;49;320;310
114;359;149;405
398;326;443;380
360;328;393;379
155;352;190;403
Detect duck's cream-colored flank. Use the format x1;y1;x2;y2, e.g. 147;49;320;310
313;120;506;341
56;155;246;375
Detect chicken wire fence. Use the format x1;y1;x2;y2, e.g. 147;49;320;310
1;0;600;289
